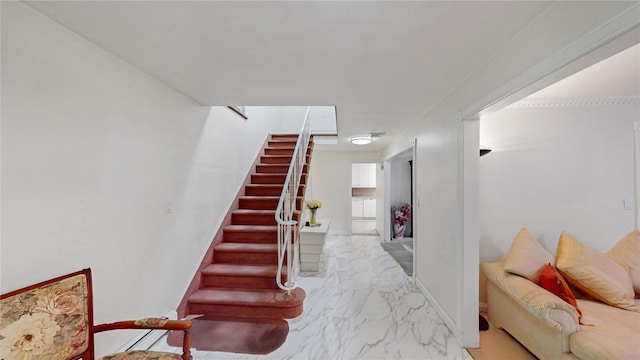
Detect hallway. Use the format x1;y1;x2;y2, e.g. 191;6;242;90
352;219;379;236
152;234;471;359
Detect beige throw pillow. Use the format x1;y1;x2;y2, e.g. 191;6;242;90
504;228;554;284
606;230;640;294
556;232;638;312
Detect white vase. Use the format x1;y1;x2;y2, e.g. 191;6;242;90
394;223;406;238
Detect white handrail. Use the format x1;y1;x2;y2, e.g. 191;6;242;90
275;107;312;293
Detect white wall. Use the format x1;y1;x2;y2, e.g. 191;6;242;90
1;2;301;356
307;149;382;235
479;103;639;263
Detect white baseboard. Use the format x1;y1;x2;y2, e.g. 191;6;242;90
415;277;461;345
117;310;177;352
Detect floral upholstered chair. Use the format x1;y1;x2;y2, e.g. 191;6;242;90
0;268;192;360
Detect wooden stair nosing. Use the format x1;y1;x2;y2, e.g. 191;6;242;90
189;288;306;308
224;225;278;231
231;209;301;217
202;263;282;277
188;303;303;320
214;242;278;253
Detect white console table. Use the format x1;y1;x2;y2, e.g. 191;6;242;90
299;219;330;272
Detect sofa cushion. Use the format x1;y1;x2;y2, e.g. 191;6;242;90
569;299;640;360
539;263;582;319
606;229;640;295
556;232;638;312
504;228;554;284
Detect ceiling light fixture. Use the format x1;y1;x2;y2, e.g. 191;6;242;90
350;135;373;145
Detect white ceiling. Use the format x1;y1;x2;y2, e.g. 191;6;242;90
24;1;638;151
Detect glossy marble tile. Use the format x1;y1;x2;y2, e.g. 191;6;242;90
151;234;472;360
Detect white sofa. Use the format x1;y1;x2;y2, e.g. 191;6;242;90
482;258;640;360
480;228;640;360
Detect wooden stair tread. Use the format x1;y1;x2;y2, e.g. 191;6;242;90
268;144;296;149
225;225;277;231
261;155;294;159
232;209;300;215
265;144;296;151
215;243;277;252
255;164;290;172
203;264;280;277
239;195;302;199
190;288;306;307
251;174;287;179
232;209;276;215
246;183;286;187
270;134;299;138
240;196;280;200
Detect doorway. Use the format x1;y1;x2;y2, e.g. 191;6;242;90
384;141;416;276
351;163;379;236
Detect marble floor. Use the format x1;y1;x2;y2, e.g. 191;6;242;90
352;219;379;235
151;234;472;360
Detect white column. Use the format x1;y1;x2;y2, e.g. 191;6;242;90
634;120;640;229
457;114;480;348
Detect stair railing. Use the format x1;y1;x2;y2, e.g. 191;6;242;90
275;106;312;293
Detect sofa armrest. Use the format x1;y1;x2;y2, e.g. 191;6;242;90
482;261;579;332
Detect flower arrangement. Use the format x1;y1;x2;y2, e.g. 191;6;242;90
392;203;411;226
305;200;322;209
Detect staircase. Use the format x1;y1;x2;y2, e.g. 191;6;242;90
182;134;310;320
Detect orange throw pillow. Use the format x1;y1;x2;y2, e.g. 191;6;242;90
539;263;582;319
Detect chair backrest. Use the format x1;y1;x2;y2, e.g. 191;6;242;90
1;269;94;360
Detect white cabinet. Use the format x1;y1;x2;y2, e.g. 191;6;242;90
352;198;364;217
363;198;376;217
300;220;330;272
352;197;376;218
352;163;376;187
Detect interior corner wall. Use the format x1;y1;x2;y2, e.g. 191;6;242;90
0;2;299;356
479;104;639;262
307;149;382;235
